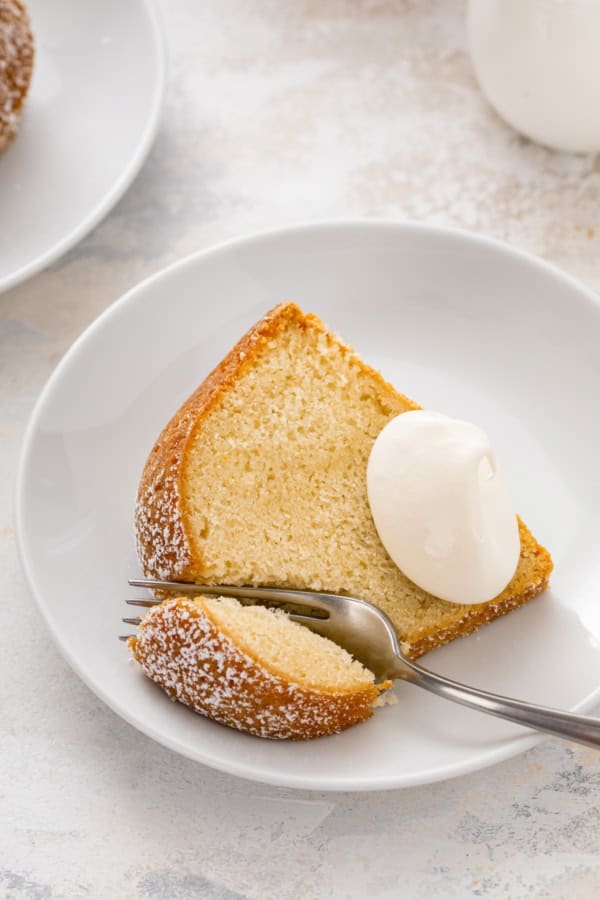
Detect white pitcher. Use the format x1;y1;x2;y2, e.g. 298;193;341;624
468;0;600;154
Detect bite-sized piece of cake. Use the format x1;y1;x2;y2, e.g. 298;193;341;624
135;303;553;658
129;596;391;740
0;0;34;153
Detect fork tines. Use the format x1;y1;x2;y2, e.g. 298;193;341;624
120;599;159;641
120;578;334;643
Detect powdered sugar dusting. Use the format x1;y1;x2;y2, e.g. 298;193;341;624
0;1;34;153
134;407;198;579
135;465;190;578
129;597;381;740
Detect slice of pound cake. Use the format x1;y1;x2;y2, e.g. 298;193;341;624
135;302;552;659
129;596;391;740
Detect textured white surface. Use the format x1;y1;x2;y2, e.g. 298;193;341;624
3;1;600;897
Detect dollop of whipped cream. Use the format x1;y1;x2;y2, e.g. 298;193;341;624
367;411;520;605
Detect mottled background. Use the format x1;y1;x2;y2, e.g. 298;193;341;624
2;1;600;898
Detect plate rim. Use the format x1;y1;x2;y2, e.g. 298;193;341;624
0;0;166;294
15;219;600;791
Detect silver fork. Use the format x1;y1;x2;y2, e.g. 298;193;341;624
123;578;600;749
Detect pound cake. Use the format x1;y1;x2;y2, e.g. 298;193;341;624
0;0;34;153
135;302;553;659
129;596;391;740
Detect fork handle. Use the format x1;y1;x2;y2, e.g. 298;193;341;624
392;656;600;749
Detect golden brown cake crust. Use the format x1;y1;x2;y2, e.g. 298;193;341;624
129;597;389;740
0;1;34;153
135;302;553;659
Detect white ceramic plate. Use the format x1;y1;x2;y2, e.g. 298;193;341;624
16;222;600;791
0;0;164;293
